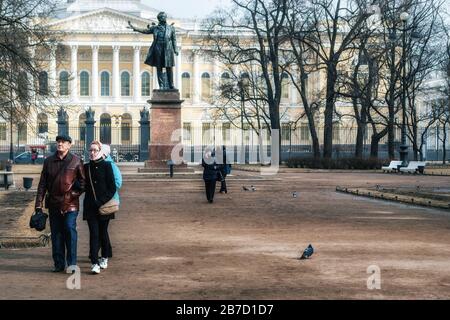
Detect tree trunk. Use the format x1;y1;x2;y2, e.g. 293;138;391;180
370;127;388;158
355;104;367;159
323;64;337;159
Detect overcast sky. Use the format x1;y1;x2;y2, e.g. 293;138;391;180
142;0;230;19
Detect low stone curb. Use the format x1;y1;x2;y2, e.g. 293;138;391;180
336;186;450;211
0;234;50;249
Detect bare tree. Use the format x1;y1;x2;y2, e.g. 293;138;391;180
203;0;291;164
298;0;374;158
0;0;61;159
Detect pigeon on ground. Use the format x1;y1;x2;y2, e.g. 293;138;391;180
242;186;250;191
250;185;256;191
299;244;314;260
293;191;298;198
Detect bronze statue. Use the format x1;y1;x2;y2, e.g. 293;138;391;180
128;12;178;90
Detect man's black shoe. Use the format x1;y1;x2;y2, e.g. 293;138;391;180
52;267;65;273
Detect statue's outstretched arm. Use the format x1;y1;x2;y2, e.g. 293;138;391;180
128;21;153;34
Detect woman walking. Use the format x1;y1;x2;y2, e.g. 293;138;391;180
202;148;219;203
84;141;117;274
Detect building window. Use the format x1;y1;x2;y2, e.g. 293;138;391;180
202;122;212;146
220;72;232;97
141;71;151;96
222;122;231;143
181;72;191;99
201;72;211;100
18;72;29;102
100;113;111;144
59;71;69;96
101;71;110;96
300;124;310;141
80;71;90;96
38;71;48;96
79;113;86;143
121;113;132;143
0;123;6;140
183;122;191;142
281;73;289;100
121;71;130;96
281;123;291;142
18;122;27;142
37;113;48;134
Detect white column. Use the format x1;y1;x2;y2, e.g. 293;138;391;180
290;68;298;106
153;68;158;90
193;51;200;104
112;45;120;101
92;45;99;101
176;46;182;90
70;45;78;101
133;46;141;102
28;46;36;100
49;45;56;96
213;58;220;97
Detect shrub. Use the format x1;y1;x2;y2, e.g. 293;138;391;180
286;157;387;170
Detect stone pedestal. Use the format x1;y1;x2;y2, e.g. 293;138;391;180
147;89;184;168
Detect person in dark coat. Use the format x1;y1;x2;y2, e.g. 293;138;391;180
128;12;179;89
84;141;116;274
217;145;231;194
202;148;219;203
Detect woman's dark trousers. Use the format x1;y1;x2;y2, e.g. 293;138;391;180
87;217;112;265
204;180;216;202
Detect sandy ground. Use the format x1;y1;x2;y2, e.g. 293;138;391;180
1;170;450;299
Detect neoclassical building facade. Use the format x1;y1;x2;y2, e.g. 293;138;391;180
1;0;304;158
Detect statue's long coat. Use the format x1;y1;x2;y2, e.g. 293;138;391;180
142;23;177;68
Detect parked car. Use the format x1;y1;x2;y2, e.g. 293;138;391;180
14;151;45;164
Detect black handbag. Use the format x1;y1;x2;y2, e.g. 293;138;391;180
29;209;48;231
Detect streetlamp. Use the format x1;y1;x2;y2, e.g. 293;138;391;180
399;11;410;166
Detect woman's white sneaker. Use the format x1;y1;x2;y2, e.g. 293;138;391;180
91;264;101;274
99;258;108;269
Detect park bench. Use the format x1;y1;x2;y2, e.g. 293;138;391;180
399;161;426;174
381;161;403;173
0;171;15;190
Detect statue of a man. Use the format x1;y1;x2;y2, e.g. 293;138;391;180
128;12;179;90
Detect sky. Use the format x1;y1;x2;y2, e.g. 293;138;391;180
142;0;230;19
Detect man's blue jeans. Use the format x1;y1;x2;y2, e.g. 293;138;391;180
49;210;78;269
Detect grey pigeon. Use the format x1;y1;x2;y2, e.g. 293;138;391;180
299;244;314;259
293;191;298;198
250;185;256;191
242;186;250;191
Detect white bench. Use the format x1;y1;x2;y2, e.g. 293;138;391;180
399;161;426;174
381;161;403;173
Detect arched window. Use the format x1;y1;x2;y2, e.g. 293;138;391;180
121;113;132;144
38;71;48;96
18;122;27;143
79;113;86;143
121;71;130;96
141;71;151;96
220;72;232;97
37;113;48;134
281;73;289;100
181;72;191;99
59;71;69;96
101;71;110;96
18;72;29;102
201;72;211;100
100;113;111;144
80;71;90;96
239;72;250;95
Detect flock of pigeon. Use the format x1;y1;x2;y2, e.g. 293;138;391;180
241;185;314;260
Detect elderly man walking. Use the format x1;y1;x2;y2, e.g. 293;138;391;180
35;135;85;272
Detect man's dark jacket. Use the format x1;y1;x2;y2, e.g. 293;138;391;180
35;152;85;213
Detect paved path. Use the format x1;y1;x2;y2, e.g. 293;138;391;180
1;171;450;299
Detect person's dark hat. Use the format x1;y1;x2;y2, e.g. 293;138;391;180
55;134;72;143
